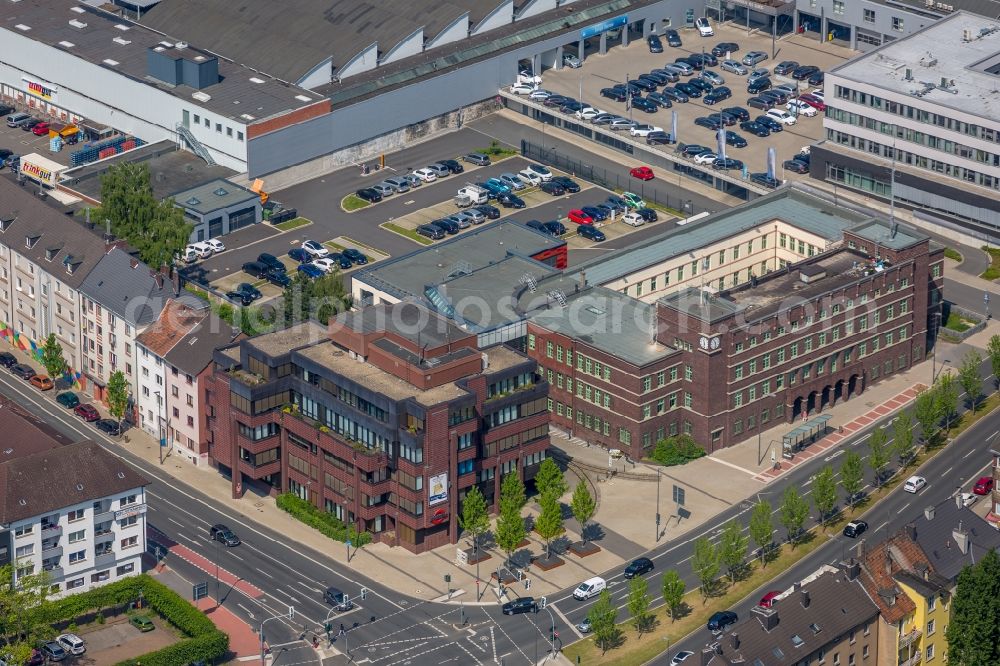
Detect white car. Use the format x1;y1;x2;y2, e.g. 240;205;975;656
518;169;542;185
670;651;694;666
693;151;718;165
311;258;337;274
786;100;817;117
576;106;604;121
903;475;927;494
517;70;542;85
189;242;213;259
695;17;714;36
204;238;226;253
766;109;797;126
622;212;645;227
563;54;582;68
524;163;553;182
528;89;552;101
56;633;85;655
959;492;977;507
811;89;825;100
178;247;198;263
412;167;438;182
630;124;664;138
301;240;329;258
510;83;535;95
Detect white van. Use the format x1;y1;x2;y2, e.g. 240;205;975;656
458;185;489;205
573;576;607;600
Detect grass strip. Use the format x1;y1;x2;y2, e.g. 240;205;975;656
979;246;1000;280
341;195;372;212
943;247;962;262
274;216;313;231
382;222;433;245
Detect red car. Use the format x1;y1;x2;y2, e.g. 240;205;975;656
31;122;50;136
758;590;781;608
74;403;100;422
973;477;995;495
798;94;826;111
567;209;594;225
629;166;655;181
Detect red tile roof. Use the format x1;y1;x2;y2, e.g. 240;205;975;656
856;529;937;624
135;299;205;356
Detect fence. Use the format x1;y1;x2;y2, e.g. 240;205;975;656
941;305;988;342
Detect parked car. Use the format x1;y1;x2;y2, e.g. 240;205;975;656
646;92;673;108
742;51;768;66
540;181;566;196
646;131;675;145
226;283;262;306
670;651;695;665
342;248;368;264
747;78;771;94
721;60;747;75
629;78;656;92
502;597;536;615
843;520;868;538
750;173;781;188
903;475;927;493
31;121;50;136
297;263;325;279
463;153;491;166
567;209;594;225
665;29;682;47
798;93;826;111
973;477;995;495
21;118;42;132
417;224;445;240
551;176;580;193
74;404;100;422
604;195;628;213
499;173;526;190
723;130;747;148
403;174;422;189
760;89;790;104
647;35;664;53
807;70;825;86
724;106;749;121
476;204;501;219
629;166;655;180
783;159;809;173
576;106;604;120
687;78;713;93
622;192;645;209
680;144;712;158
774;60;800;76
637;207;659;222
740;120;770;137
39;641;67;662
622;211;646;227
702;70;725;86
302;240;330;258
525;220;550;235
766;108;797;126
440;159;464;174
787;99;817;117
497;192;526;208
0;352;16;369
563;54;582;68
758;591;782;608
524;163;552;181
56;633;86;656
56;391;80;409
6;112;30;128
130;615;155;632
707;610;738;632
670;60;694;76
713;157;744;171
712;42;739;57
695;17;714;36
543;220;567;236
11;364;35;380
210;524;241;546
747;96;775;111
257;253;286;274
266;264;292;286
96;419;122;437
288;248;311;263
792;65;821;80
704;87;732;105
756;115;784;132
661;87;689;103
694;116;723;131
623;557;654;578
411;168;438;183
426;163;451;178
600;87;627;102
748;68;771;84
510;83;535;95
693;151;718;166
675;82;702;98
29;375;53;391
578;225;605;242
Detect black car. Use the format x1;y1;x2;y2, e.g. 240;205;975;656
632;97;658;113
636;208;658;222
704;88;732;105
661;87;689;103
440;158;464;174
628;78;656;92
747;78;771;94
0;148;12;162
694;116;723;131
543;220;567;235
807;71;825;86
525;220;549;235
604;195;628;213
688;78;713;93
96;418;122;436
0;351;16;369
355;187;382;203
11;364;34;380
665;29;682;47
783;158;809;174
747;96;775;111
268;269;291;287
257;253;287;274
696;51;718;67
342;248;367;265
641;71;670;85
755;115;784;132
475;204;501;219
551;176;580;193
56;391;80;409
623;557;654;578
711;42;739;57
707;610;738;632
497;192;526;208
210;524;241;546
242;261;270;280
724;131;747;148
542;94;570;108
722;106;750;122
581;206;608;222
227;283;262;306
435;218;460;234
21;118;41;132
750;173;781;189
600;87;627;102
324;587;353;611
539;181;566;196
740;120;770;137
330;253;353;270
578;225;605;242
676;56;702;71
843;520;868;538
646;92;673;108
680;144;712;158
502;597;537;615
715;111;738;126
713;157;744;171
417;224;444;240
675;82;702;98
792;65;820;80
647;35;664;53
646;131;675;145
759;89;789;104
0;104;13;116
650;68;680;83
560;101;584;114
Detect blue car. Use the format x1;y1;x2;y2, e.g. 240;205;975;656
297;263;325;279
288;248;311;263
581;206;609;222
483;178;511;195
578;225;606;242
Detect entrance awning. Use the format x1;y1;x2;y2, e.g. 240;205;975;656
782;414;831;458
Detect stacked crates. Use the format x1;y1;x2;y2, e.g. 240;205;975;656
70;135;146;166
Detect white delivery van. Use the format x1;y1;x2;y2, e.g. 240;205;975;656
573;577;607;600
458;185;489;205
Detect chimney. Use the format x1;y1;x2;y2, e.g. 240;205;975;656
731;632;740;650
907;523;917;541
841;558;861;581
801;589;810;608
885;547;893;576
578;270;587;292
925;505;935;521
793;581;802;593
956;493;964;509
752;605;780;631
172;269;180;297
153;272;164;290
856;539;867;560
953;524;969;554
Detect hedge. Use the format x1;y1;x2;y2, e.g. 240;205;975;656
276;493;372;546
649;434;707;467
33;575;228;666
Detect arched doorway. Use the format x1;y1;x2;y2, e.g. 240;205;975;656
792;395;805;421
821;385;833;411
807;391;818;414
834;379;845;404
848;373;863;399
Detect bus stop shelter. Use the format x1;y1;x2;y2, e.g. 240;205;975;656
782;414;831;458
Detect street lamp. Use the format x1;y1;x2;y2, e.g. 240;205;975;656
930;311;943;381
153;390;166;465
758;392;776;465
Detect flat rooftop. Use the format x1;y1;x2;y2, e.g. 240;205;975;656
172;179;257;214
831;11;1000;123
247;321;327;358
297;340;470;407
0;0;326;122
484;344;534;373
334;301;473;350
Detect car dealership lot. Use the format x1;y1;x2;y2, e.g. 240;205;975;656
535;23;852;178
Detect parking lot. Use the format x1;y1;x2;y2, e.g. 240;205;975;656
533;23;857;178
68;615;180;664
0;112;76;166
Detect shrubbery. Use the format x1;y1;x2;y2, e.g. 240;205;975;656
276;493;372;545
649;435;706;466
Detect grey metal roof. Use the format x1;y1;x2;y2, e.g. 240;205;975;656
0;0;326;121
335;301;472;349
908;496;1000;581
80;247;201;326
865;0;1000;20
572;187;873;287
0;178;113;289
830;11;1000;124
848;220;928;251
658;286;744;324
170;179;257;214
163;313;241;376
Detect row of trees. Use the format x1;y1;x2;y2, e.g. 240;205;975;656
39;335;130;429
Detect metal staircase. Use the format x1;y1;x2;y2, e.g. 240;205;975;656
175;124;216;166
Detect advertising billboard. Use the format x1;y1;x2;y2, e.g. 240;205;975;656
428;472;448;506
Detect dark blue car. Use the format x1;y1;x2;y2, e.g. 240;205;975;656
581;206;608;222
578;225;606;242
288;248;311;263
298;263;325;279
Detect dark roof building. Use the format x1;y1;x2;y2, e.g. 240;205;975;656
909;495;1000;581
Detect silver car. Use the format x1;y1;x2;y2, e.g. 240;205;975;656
427;163;451;178
702;70;724;85
742;51;769;66
773;83;800;96
499;173;526;190
721;60;747;75
371;183;395;197
462;208;486;224
446;214;471;229
404;173;423;188
669;61;694;76
608;118;637;130
563;54;582;68
381;177;410;193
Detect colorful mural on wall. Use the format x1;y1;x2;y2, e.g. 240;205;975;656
0;319;86;389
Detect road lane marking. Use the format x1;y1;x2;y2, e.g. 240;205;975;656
257;568;274;579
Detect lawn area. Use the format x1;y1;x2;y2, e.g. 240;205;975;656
382;222;432;245
478;140;518;160
943;247;963;262
980;246;1000;280
341;194;372;212
944;312;975;333
274;216;312;231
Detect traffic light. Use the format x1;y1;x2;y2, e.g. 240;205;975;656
524;578;531;591
539;596;547;610
361;587;368;601
324;623;332;635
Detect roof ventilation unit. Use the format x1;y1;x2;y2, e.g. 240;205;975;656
68;19;87;29
192;91;212;102
70;5;86;12
113;37;131;45
175;41;189;49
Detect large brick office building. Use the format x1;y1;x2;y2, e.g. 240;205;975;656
205;302;549;553
525;190;943;457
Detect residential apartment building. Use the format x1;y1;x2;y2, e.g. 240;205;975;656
0;405;149;597
701;566;881;665
137;300;239;465
0;178;116;388
205;303;550;553
816;11;1000;227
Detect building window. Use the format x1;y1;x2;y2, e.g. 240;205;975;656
457;460;474;476
67;578;85;590
926;645;934;660
69;550;86;564
15;544;34;558
927;618;935;635
69;530;86;544
833;0;844;14
237;131;244;141
892;16;904;30
120;536;139;549
117;563;135;576
68;509;85;522
14;524;33;538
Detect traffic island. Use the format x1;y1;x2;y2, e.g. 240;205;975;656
568;540;601;557
532;554;565;571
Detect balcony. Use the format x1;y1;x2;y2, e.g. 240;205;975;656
898;628;922;650
41;564;63;579
94;551;117;569
898;653;922;666
94;527;114;543
40;522;62;537
41;543;63;559
238;457;281;479
94;509;115;523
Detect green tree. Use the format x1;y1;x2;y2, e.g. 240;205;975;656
748;499;773;564
106;370;130;433
570;479;596;543
914;387;940;444
893;411;916;468
650;434;706;466
282;271;353;327
661;569;686;622
840;450;865;508
946;549;1000;665
587;589;621;655
779;486;810;546
718;520;748;581
495;472;527;569
936;371;960;433
534;458;567;501
958;350;983;413
691;536;719;599
534;492;564;561
811;465;838;526
0;564;53;664
868;427;891;488
458;486;489;552
987;334;1000;389
627;576;653;634
91;162;192;268
39;333;66;381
